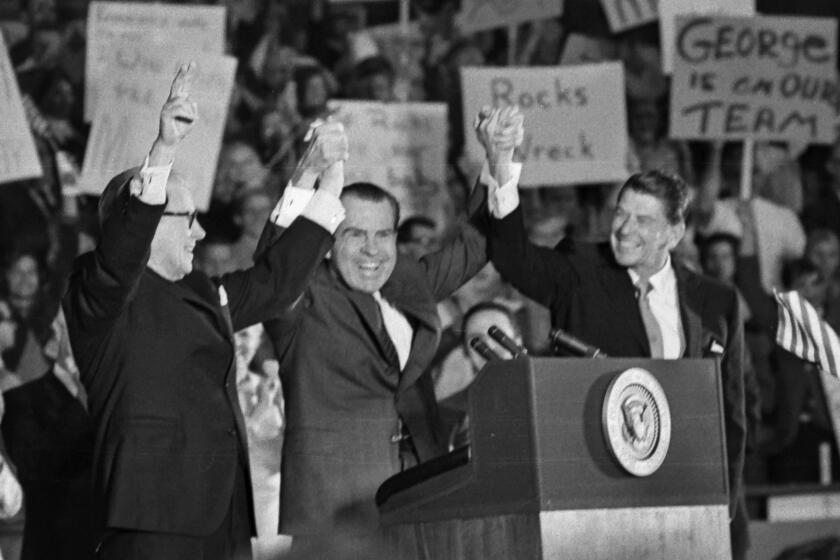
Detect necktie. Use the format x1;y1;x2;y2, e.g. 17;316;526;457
637;281;664;359
373;292;412;370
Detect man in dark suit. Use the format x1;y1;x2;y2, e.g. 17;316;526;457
61;64;342;559
485;112;746;552
259;107;522;539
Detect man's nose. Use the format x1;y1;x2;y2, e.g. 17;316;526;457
192;220;206;241
361;237;378;255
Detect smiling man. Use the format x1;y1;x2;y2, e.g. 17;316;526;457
256;108;525;541
62;63;340;560
487;138;746;557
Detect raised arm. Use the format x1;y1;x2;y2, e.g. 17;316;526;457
226;121;348;331
63;62;198;331
482;106;577;308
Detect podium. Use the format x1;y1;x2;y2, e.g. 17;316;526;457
377;358;732;559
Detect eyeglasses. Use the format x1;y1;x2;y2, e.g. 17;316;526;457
162;210;198;228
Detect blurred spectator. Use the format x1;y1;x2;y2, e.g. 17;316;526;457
0;390;23;560
695;142;805;293
230;188;274;271
627;96;695;186
802;137;840;241
804;229;840;331
195;239;237;277
347;55;395;102
1;309;94;560
396;216;440;261
203;140;268;241
434;302;524;450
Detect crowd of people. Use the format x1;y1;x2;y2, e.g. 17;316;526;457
1;0;840;559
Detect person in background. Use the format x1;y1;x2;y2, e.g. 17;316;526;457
802;137;840;241
804;229;840;331
1;308;94;560
396;216;440;261
0;390;23;560
230;188;275;271
434;301;524;450
347;55;396;102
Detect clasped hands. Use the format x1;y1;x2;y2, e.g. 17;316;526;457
292;119;349;197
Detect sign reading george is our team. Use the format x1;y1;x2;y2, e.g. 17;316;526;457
669;15;838;144
461;63;628;187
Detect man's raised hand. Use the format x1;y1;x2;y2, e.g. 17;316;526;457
474;105;524;166
158;62;199;149
292;120;349;195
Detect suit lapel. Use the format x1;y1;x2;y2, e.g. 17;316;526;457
175;272;234;342
343;289;401;370
674;264;704;358
595;253;650;356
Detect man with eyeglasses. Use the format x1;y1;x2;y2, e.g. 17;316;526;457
62;63;345;560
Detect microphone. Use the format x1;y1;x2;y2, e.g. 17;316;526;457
549;328;606;358
469;337;502;362
487;326;527;359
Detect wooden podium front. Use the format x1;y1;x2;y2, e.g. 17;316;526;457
377;358;732;559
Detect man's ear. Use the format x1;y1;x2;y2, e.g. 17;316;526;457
666;221;686;251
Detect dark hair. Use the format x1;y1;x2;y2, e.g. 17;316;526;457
354;56;394;82
340;183;400;228
397;216;436;243
461;302;521;345
806;228;839;253
618;170;689;225
698;232;741;265
783;258;822;290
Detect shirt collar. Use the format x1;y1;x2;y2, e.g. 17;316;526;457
628;254;676;295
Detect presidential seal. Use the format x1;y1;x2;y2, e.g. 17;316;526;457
602;367;671;477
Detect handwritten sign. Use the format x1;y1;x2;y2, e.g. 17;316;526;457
659;0;754;74
80;46;236;211
601;0;657;33
0;33;42;185
85;2;225;121
456;0;564;34
669;15;838;144
327;101;448;220
461;63;628;187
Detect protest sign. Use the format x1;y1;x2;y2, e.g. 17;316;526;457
327;101;448;221
0;33;42;185
659;0;754;74
456;0;563;34
601;0;658;34
669;15;838;144
461;63;628;186
85;2;225;121
80;47;236;211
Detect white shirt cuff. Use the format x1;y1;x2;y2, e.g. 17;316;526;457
271;184;345;234
136;155;172;205
480;161;522;219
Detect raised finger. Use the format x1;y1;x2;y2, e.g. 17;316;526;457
169;61;196;100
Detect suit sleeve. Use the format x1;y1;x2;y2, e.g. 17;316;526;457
721;289;747;519
488;206;576;309
62;178;164;334
419;181;490;301
220;216;333;332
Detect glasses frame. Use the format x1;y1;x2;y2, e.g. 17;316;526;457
162;210;198;228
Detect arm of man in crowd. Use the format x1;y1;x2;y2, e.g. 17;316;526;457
63;63;197;331
734;203;777;335
694;141;724;231
227;122;348;331
421;106;522;301
483;106;578;309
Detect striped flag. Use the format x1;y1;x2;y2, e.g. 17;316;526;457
775;290;840;379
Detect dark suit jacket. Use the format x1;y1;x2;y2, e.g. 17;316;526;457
262;220;487;535
489;206;746;516
2;372;95;560
62;174;333;537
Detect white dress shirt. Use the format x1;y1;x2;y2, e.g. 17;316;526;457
628;256;685;359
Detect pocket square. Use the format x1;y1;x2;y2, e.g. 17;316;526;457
708;339;724;355
218;285;229;307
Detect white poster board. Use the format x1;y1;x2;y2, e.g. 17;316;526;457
327;101;448;221
669;15;838;144
0;33;42;184
461;63;628;187
601;0;658;33
85;2;225;121
456;0;563;34
659;0;755;74
80;47;236;211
